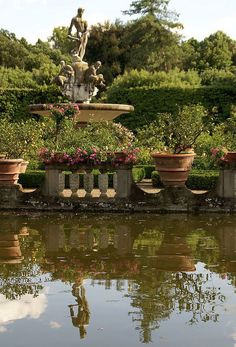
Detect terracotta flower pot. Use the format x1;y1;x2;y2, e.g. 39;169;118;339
20;160;29;173
152;153;195;187
0;159;23;186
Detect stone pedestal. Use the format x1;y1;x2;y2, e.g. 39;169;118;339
217;170;236;198
116;167;133;198
42;168;65;197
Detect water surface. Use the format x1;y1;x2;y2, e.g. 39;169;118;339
0;213;235;347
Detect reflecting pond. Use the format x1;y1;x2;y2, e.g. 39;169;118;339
0;213;235;347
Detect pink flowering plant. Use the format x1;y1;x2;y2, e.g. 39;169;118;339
48;103;79;121
112;144;140;166
39;145;139;169
210;146;228;167
39;118;139;169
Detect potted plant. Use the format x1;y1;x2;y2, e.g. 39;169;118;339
151;105;206;187
0;118;44;185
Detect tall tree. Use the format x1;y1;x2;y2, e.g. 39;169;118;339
86;20;127;83
123;0;179;26
122;0;183;71
198;31;236;71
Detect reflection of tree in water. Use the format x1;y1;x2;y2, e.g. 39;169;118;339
127;227;226;344
0;263;43;300
68;281;90;339
127;270;225;343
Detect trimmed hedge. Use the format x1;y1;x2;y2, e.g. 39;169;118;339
106;86;236;130
0;86;63;120
132;167;145;182
19;170;45;188
135;165;155;179
151;170;219;190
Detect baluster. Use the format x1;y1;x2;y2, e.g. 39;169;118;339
70;173;80;198
84;171;94;198
98;173;109;198
58;173;65;197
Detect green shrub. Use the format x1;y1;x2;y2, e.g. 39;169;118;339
19;170;45;188
0;118;44;159
151;170;219;190
132;167;145;182
108;69;201;90
186;170;219;190
151;171;163;188
0;86;63;120
135;165;155;179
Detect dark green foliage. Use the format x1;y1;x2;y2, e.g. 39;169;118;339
186;170;219;190
106;85;236;130
151;170;219;190
19;170;45;188
151;171;163;187
132;167;145;182
0;86;64;120
86;21;128;84
135;165;155;178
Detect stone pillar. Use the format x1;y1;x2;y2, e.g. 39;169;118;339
116;166;133;198
84;172;94;198
98;173;108;198
70;173;80;198
42;168;65;197
217;169;236;198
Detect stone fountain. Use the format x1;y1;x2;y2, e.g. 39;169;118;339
29;7;134;122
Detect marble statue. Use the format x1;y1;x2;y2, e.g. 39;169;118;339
52;7;106;103
68;8;89;61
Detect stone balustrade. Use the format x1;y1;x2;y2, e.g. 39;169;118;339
42;165;134;199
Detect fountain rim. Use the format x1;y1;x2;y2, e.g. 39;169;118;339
28;103;134;113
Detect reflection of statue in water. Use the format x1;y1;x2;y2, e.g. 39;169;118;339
68;280;90;339
68;8;89;61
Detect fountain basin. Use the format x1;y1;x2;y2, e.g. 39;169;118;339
29;103;134;122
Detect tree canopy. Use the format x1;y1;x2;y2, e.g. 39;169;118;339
1;0;236;88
